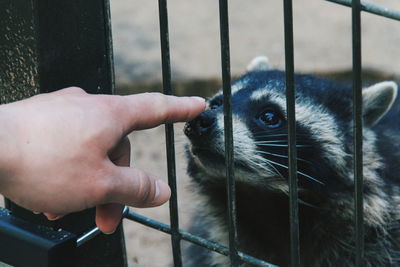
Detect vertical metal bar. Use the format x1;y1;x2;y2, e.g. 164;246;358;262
157;1;182;266
36;0;115;94
0;0;39;104
352;0;364;266
103;0;116;95
3;1;128;266
218;0;239;266
283;0;300;266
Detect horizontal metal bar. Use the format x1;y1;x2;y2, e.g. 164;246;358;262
325;0;400;21
124;211;278;267
76;206;129;247
76;227;101;247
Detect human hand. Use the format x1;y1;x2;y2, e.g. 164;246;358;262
0;87;205;233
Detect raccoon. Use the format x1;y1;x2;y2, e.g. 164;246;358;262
183;57;400;267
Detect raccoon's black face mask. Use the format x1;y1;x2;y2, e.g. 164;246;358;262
184;56;398;196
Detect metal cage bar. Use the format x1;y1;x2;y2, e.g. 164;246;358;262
126;0;399;265
352;0;364;266
123;1;398;266
325;0;400;22
157;0;183;266
218;0;239;266
283;0;300;266
125;211;277;267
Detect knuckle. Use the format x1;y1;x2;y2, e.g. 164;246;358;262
96;95;123;116
93;171;115;203
153;97;170;120
65;86;86;94
182;109;193;122
135;172;153;205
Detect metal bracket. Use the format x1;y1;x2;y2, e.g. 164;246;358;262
0;206;129;267
76;206;129;247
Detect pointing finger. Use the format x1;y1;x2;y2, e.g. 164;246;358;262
118;93;205;134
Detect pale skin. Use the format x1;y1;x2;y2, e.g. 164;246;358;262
0;87;206;234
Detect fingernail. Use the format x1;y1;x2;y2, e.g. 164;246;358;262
155;180;161;199
154;180;171;204
33;211;41;215
47;215;62;221
190;96;206;103
103;229;116;235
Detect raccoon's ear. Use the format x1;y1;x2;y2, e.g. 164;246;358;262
246;56;271;72
362;81;398;127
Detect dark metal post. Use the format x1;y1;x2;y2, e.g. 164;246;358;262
0;0;39;104
283;0;301;266
157;0;183;266
218;0;239;266
0;1;127;266
352;0;364;266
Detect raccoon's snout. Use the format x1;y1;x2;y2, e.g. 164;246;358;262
184;110;216;139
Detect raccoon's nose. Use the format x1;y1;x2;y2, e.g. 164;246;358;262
184;111;216;138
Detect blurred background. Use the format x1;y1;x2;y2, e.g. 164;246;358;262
112;0;399;266
112;0;399;87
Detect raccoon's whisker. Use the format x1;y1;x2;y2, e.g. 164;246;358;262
254;140;290;144
174;139;187;145
262;158;324;185
256;150;312;165
173;135;188;144
240;153;285;180
261;160;285;180
255;140;312;145
245;157;282;177
252;133;308;138
252;133;288;137
256;144;312;148
298;198;320;209
297;171;324;185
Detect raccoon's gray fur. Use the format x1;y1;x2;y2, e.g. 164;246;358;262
183;57;400;266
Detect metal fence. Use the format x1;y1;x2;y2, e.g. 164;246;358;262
123;1;398;266
1;0;400;266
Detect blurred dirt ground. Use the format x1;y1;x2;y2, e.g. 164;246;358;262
110;0;400;85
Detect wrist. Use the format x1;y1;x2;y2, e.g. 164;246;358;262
0;103;20;187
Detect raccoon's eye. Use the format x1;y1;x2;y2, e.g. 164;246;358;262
259;110;284;129
209;99;222;110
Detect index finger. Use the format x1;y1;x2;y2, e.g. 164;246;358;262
118;93;206;133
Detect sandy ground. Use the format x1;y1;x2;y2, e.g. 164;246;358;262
110;0;400;85
1;1;400;266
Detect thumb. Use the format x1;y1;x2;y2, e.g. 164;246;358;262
108;166;171;208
